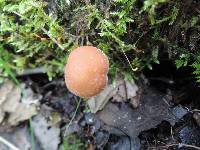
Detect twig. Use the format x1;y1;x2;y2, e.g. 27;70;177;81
134;31;148;46
64;98;81;136
41;28;65;50
192;109;200;112
170;126;174;141
168;143;200;150
16;67;47;76
0;136;21;150
150;143;200;150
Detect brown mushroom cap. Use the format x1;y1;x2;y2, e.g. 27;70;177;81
65;46;109;98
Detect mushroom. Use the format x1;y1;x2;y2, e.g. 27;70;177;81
64;46;109;98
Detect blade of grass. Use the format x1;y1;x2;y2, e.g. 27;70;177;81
0;57;19;85
29;117;36;150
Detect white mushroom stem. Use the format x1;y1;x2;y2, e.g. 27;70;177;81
0;136;21;150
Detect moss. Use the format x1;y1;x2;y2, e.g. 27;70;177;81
0;0;199;82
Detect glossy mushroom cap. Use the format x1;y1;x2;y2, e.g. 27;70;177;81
65;46;109;98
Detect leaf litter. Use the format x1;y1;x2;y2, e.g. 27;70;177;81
32;106;61;150
0;77;197;150
95;86;188;149
87;78;139;113
0;81;61;150
0;80;41;126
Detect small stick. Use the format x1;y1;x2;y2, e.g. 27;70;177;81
192;109;200;112
0;136;21;150
149;143;200;150
167;143;200;150
16;67;47;76
41;28;65;51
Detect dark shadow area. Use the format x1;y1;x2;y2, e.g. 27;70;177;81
143;60;200;107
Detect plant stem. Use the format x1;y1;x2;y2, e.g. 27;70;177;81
64;98;81;137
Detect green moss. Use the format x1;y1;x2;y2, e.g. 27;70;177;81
0;0;199;82
60;134;85;150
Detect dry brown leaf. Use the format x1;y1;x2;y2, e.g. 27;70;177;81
8;104;38;126
87;84;118;113
0;81;40;125
130;87;142;108
87;78;139;113
2;84;21;113
0;80;13;105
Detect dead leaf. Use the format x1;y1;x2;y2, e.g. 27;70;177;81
8;104;38;126
107;136;131;150
87;78;139;113
87;84;118;113
21;86;42;105
0;126;42;150
97;87;188;139
193;112;200;127
130;87;142;108
0;81;41;125
32;107;61;150
112;79;127;102
0;80;13;105
1;83;21;113
125;80;138;99
0;110;4;123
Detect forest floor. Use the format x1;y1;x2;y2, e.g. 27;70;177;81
0;0;200;150
0;60;200;150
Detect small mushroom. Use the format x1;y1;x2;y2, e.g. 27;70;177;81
64;46;109;98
